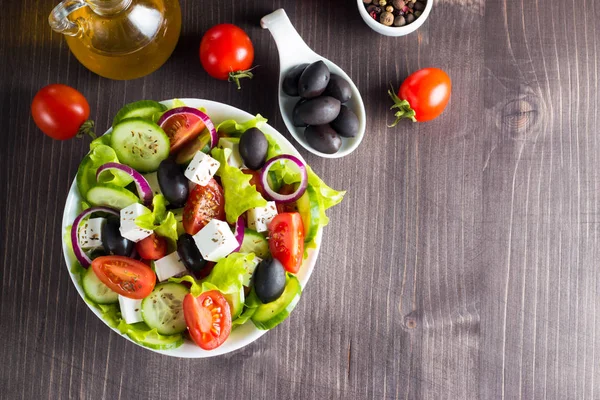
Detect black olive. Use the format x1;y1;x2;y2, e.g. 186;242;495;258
253;258;286;303
157;159;189;208
324;74;352;103
298;61;330;99
239;128;268;170
296;96;341;126
292;99;308;127
101;217;134;257
330;105;360;138
282;64;309;97
304;125;342;154
177;233;207;272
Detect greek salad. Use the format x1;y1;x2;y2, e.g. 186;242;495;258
67;99;344;351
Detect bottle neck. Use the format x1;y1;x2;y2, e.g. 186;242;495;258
87;0;132;16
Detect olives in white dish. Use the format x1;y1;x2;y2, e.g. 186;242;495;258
324;74;352;103
157;159;189;208
102;217;134;256
239;128;268;170
304;125;342;154
296;96;341;125
282;63;308;96
177;233;207;272
253;258;286;304
298;61;330;99
331;105;359;138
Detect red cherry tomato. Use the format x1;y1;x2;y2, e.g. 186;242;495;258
135;234;168;260
268;212;304;274
183;178;226;235
91;256;156;299
199;24;255;89
31;84;91;140
161;112;206;153
389;68;451;124
183;291;232;350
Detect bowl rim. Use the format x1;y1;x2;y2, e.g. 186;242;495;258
356;0;433;36
61;98;322;358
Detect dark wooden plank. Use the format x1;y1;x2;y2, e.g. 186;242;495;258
1;0;600;399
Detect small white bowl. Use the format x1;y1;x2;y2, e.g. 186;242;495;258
357;0;433;37
261;9;366;159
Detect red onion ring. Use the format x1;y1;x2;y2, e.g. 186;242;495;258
233;216;245;252
158;106;218;149
259;155;308;203
96;162;154;206
70;206;119;268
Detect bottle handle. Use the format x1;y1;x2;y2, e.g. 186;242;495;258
48;0;87;37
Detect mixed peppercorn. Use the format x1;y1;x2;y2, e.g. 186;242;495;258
363;0;427;27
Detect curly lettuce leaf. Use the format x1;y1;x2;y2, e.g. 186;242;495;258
216;114;267;137
90;134;112;150
134;195;178;246
203;253;256;295
211;147;267;223
77;144;133;198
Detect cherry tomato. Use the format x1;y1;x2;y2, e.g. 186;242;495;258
268;212;304;274
389;68;451;124
183;290;232;350
135;234;168;260
91;256;156;299
183;178;225;235
31;84;91;140
162;112;206;153
276;184;299;214
199;24;255;89
241;168;267;198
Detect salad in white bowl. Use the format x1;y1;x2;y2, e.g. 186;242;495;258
62;99;344;357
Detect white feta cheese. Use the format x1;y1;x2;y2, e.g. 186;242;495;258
154;251;188;282
218;138;244;169
118;295;143;324
78;217;106;250
143;172;162;196
193;219;240;262
184;151;220;186
242;256;261;287
247;202;278;233
119;203;152;243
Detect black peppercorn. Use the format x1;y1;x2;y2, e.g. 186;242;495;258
406;13;415;23
367;4;382;13
393;15;406;26
413;1;425;11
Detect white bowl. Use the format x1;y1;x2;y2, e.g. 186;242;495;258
61;99;322;358
261;9;366;159
357;0;433;37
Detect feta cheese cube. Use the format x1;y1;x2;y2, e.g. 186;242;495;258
154;251;188;282
218;138;244;169
118;295;143;324
78;217;106;250
193;219;240;262
242;256;261;287
247;202;278;233
184;151;220;186
119;203;153;242
143;172;162;196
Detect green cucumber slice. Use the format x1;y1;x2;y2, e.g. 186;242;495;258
224;289;245;320
86;184;140;210
239;229;270;258
141;283;188;335
251;274;302;330
296;185;320;243
82;267;118;304
174;130;212;165
76;155;95;198
120;325;184;350
113;100;167;126
111;118;170;172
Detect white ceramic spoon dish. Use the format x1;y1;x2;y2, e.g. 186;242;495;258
261;9;366;159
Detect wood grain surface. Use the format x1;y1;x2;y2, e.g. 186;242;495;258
1;0;599;399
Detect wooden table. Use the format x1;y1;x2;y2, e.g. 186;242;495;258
2;0;598;398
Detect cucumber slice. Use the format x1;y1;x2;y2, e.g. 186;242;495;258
252;274;302;330
113;100;167;126
175;130;212;165
121;325;184;350
141;283;188;335
296;185;320;243
239;229;270;258
86;184;140;210
82;267;118;304
76;155;95;198
111;118;170;172
224;289;245;320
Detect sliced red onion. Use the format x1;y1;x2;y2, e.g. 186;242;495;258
259;155;308;203
96;162;153;205
233;216;245;252
71;206;119;268
158;107;218;149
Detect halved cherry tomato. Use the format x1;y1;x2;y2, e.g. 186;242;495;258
276;184;299;214
241;168;267;198
135;234;167;260
183;290;232;350
268;212;304;274
183;178;225;235
91;256;156;299
161;112;206;153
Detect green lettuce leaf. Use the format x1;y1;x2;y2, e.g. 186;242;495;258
89;134;112;150
211;147;267;223
216;114;267;137
265;133;283;160
134;195;178;246
77;144;133;198
168;274;203;297
203;253;256;295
